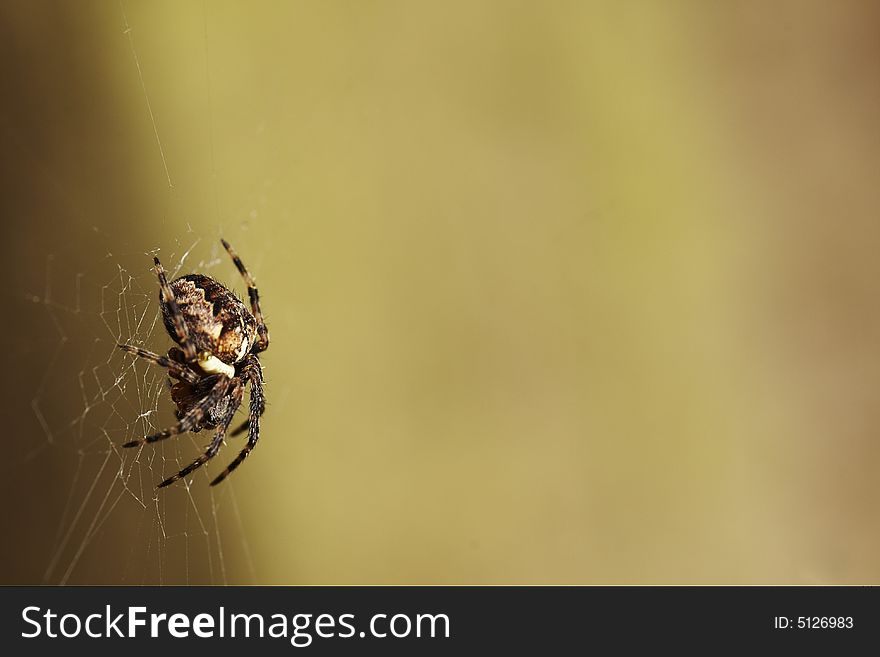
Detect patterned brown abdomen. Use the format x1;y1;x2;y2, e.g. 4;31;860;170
162;274;257;364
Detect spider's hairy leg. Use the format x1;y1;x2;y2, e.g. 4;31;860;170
117;344;200;384
228;390;265;437
210;359;264;486
122;375;229;448
158;380;244;488
229;419;249;437
154;255;198;361
220;238;269;352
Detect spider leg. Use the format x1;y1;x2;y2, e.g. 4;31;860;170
158;380;244;488
122;375;229;447
229;419;250;437
228;386;265;437
221;239;269;353
210;361;264;486
154;255;198;361
117;344;200;384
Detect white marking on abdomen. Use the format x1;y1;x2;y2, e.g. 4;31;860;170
198;352;235;378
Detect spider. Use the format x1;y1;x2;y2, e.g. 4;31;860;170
119;239;269;488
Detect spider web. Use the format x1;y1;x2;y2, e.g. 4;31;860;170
14;3;260;585
28;235;256;585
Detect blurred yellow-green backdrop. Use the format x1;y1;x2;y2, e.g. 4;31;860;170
1;1;879;584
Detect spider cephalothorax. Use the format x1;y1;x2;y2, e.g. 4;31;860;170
119;239;269;488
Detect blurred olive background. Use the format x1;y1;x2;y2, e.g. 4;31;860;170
2;1;880;584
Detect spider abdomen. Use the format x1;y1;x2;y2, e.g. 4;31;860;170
161;274;257;365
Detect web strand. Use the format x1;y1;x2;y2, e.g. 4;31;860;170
120;1;173;188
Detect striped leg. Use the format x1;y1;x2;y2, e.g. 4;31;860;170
154;256;197;361
228;382;265;437
158;381;244;488
117;344;200;383
122;375;229;448
210;361;264;486
221;239;269;352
